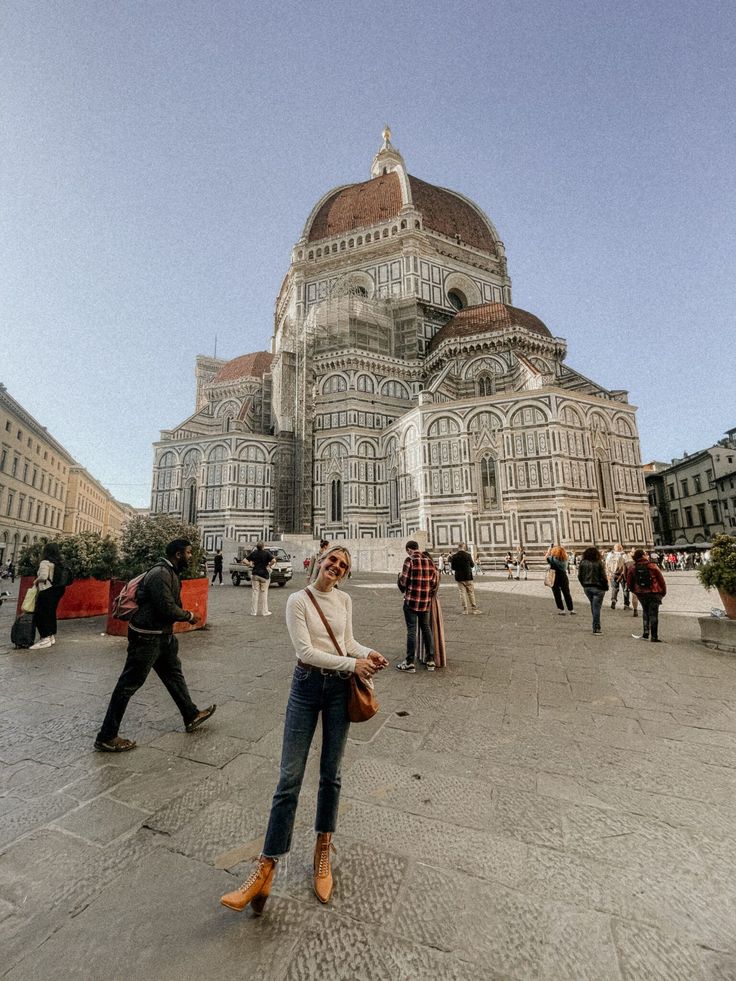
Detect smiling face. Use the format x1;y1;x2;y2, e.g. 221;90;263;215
314;548;351;589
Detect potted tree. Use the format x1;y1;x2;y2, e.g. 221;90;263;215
17;533;119;618
108;513;208;636
698;534;736;619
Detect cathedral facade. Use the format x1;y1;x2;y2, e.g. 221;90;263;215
151;130;652;558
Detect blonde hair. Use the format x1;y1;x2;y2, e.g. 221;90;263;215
317;545;352;579
550;545;568;562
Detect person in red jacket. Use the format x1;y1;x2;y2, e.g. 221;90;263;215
626;549;667;643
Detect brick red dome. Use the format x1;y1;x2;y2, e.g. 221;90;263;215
306;173;498;255
212;352;273;383
430;303;552;352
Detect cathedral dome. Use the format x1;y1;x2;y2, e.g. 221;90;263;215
301;129;501;257
212;352;273;383
429;303;552;351
305;174;498;255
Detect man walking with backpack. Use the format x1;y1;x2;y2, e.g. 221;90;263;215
626;549;667;644
95;538;216;752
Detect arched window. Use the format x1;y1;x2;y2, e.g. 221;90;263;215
356;374;374;393
596;455;614;511
389;469;399;523
479;456;498;510
322;374;347;394
476;373;494;397
380;379;410;399
185;482;197;524
330;479;342;522
448;289;467;311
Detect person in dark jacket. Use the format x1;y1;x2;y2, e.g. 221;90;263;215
546;545;575;615
626;549;667;643
94;538;216;752
577;546;609;634
211;549;224;585
247;542;275;616
449;543;480;614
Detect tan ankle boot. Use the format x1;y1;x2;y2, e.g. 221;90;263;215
220;857;275;913
313;833;335;904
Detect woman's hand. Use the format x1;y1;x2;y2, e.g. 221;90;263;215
368;651;389;670
354;657;377;681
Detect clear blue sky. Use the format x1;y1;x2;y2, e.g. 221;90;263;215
2;0;734;507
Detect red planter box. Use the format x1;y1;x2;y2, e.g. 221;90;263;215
16;576;111;619
106;577;208;636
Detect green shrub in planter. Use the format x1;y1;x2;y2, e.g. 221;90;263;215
18;532;119;580
119;513;206;580
698;535;736;596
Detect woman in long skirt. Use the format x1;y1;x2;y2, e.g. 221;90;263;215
416;551;447;668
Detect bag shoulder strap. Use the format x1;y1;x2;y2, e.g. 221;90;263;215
304;587;344;658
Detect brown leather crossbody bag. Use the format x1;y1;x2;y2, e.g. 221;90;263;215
303;588;378;723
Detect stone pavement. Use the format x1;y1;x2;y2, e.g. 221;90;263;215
1;572;735;980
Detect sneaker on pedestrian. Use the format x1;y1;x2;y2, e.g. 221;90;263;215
425;661;436;672
568;610;576;616
557;611;566;616
263;612;273;617
396;659;416;672
30;637;53;650
471;609;481;615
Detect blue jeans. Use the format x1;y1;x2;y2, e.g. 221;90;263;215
403;604;434;664
263;664;351;857
583;587;605;631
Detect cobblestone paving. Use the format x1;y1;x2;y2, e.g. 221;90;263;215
1;572;735;979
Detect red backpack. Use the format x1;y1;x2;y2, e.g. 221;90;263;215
111;573;146;620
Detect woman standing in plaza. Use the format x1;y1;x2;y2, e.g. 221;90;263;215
30;542;68;650
545;545;575;616
577;547;608;633
504;550;514;580
220;545;387;913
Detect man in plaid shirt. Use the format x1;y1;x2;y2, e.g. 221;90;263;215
396;540;439;673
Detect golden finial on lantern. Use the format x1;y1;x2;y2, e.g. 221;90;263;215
382;124;392;148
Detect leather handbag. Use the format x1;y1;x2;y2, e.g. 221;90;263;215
544;567;556;588
304;588;379;723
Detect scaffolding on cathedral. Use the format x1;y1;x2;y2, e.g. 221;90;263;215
291;290;424;533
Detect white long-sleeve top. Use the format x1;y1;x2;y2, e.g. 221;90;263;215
286;587;371;672
36;560;54;591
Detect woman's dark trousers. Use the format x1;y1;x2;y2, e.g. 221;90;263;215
552;572;574;611
34;585;65;638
